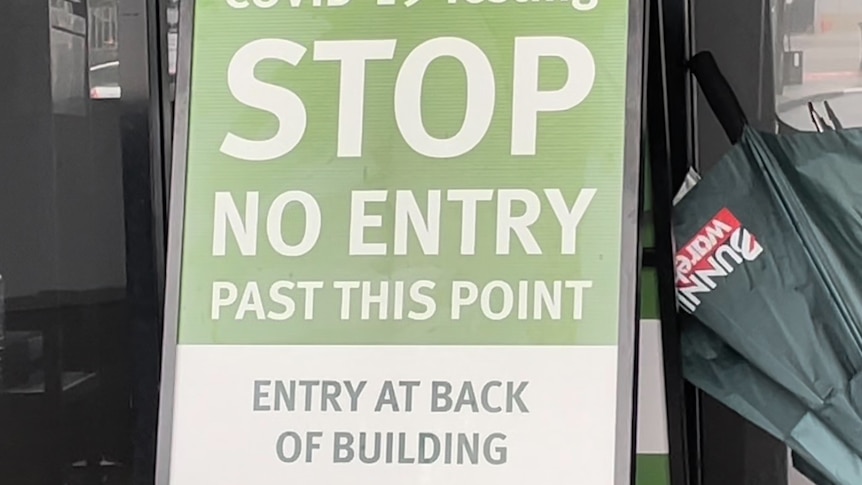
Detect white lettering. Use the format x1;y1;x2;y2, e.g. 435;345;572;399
496;189;542;255
266;191;321;256
545;188;596;254
447;189;494;255
409;280;437;320
347;188;594;256
237;281;267;320
221;36;597;159
349;191;388;256
565;280;591;320
451;281;479;319
334;281;361;320
480;281;514;321
221;39;308;161
395;37;495;158
512;36;595;155
313;40;397;157
451;280;592;321
268;280;297;320
394;190;441;255
212;282;238;319
213;191;259;256
211;281;322;321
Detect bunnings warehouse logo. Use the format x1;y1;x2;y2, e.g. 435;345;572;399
676;208;763;312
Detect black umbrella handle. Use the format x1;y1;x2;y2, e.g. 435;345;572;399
689;51;748;144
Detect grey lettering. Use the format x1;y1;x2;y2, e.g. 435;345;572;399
431;381;453;412
358;432;380;464
299;380;320;411
321;380;342;411
418;433;440;464
306;431;323;462
484;433;508;465
398;432;415;463
253;380;271;411
274;380;295;411
455;382;479;412
399;380;420;412
506;381;529;413
481;381;502;413
275;431;302;463
375;381;400;412
344;380;367;412
457;433;479;464
385;430;394;463
333;432;354;463
443;432;453;464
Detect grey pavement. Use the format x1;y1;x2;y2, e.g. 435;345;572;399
777;29;862;128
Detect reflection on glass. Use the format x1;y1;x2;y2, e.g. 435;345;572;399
50;0;88;114
89;0;120;99
773;0;862;130
1;0;156;481
168;0;180;98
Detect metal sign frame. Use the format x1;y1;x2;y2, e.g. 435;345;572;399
154;1;646;483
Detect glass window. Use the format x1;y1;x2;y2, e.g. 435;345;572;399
50;0;88;113
166;0;180;99
773;0;862;130
0;0;164;483
89;0;120;99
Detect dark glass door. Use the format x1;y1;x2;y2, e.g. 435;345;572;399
0;0;168;483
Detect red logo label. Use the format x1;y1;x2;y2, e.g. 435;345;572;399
676;208;764;312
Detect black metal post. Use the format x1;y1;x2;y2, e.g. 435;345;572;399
119;0;171;481
646;0;701;483
646;2;689;485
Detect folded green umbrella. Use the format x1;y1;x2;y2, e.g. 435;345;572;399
672;52;862;485
682;316;862;485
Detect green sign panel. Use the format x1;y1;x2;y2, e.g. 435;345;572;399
157;0;643;484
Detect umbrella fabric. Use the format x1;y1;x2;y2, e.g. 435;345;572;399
682;315;862;485
673;126;862;484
